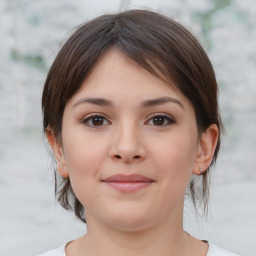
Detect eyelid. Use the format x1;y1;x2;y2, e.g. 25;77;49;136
81;113;111;126
145;112;176;125
146;112;175;120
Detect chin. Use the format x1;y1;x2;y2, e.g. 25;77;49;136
103;207;155;232
109;219;152;232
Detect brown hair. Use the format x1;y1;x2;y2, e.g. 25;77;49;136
42;9;223;223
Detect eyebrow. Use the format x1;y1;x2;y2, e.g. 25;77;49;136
141;97;184;109
73;96;184;109
73;97;113;108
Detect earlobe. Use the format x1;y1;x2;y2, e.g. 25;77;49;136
56;162;69;178
46;127;69;178
193;124;219;175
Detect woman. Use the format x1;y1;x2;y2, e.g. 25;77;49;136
39;9;239;256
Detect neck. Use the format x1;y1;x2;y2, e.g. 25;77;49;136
71;204;198;256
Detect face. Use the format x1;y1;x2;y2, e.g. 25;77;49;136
53;48;203;232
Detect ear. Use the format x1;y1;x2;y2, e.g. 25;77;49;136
46;127;69;178
193;124;219;175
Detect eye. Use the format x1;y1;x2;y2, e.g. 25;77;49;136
82;114;110;127
146;114;175;126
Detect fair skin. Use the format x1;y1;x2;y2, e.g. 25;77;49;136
47;48;218;256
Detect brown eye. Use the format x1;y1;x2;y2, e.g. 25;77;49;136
153;116;165;125
82;115;110;127
92;117;104;126
146;115;175;126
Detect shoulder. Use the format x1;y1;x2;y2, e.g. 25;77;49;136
37;244;66;256
207;243;240;256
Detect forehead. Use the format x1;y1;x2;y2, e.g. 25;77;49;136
65;48;195;116
73;48;182;99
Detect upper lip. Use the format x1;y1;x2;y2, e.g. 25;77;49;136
103;174;154;182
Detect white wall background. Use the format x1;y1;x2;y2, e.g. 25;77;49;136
0;0;255;255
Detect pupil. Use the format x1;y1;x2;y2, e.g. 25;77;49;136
92;117;103;126
153;117;164;125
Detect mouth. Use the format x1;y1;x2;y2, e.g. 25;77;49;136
102;174;154;192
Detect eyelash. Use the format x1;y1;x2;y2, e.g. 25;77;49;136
81;113;111;127
81;113;175;127
145;113;175;126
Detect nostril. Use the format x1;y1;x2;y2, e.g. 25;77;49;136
113;155;140;160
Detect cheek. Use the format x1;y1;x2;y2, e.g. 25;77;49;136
61;132;110;203
152;132;197;168
149;131;198;190
62;137;106;206
63;129;109;172
156;139;197;209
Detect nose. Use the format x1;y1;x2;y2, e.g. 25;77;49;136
109;121;146;163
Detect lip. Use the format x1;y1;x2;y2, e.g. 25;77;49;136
102;174;154;192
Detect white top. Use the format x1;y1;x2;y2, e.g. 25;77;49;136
37;242;240;256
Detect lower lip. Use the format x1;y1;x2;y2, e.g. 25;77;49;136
104;181;153;192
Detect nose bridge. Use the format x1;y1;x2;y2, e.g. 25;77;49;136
110;118;145;162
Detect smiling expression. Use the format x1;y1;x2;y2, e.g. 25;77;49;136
53;48;202;231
